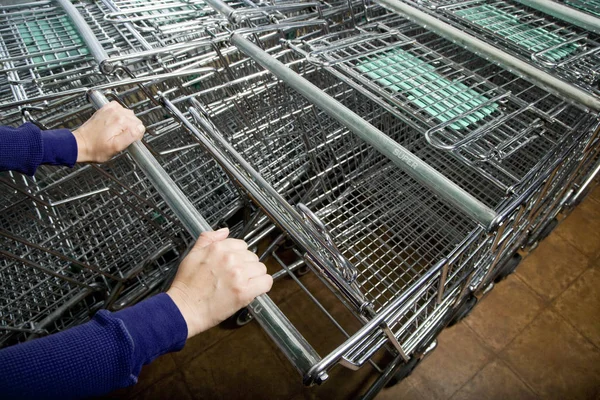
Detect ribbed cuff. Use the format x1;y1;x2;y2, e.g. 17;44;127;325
41;128;77;167
112;293;188;369
0;122;44;176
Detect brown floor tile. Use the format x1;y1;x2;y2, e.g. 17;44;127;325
553;267;600;349
587;185;600;204
554;198;600;258
104;353;178;399
516;233;589;302
132;372;193;400
305;363;379;400
449;359;538;400
181;321;302;400
464;275;547;353
405;323;495;400
501;308;600;400
171;325;236;367
376;377;428;400
274;277;364;357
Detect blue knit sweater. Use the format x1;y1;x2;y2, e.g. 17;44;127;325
0;124;188;399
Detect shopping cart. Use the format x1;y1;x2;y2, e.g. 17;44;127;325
559;0;600;18
0;152;190;344
1;1;599;397
374;13;600;248
401;0;600;96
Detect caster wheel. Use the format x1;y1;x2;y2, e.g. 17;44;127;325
295;265;310;276
385;340;437;388
385;355;421;388
448;295;477;327
221;307;254;329
527;218;558;248
494;253;522;283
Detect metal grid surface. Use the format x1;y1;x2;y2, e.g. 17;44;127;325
411;0;600;94
559;0;600;18
295;22;595;192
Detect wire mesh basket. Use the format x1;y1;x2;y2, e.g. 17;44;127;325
559;0;600;18
410;0;600;94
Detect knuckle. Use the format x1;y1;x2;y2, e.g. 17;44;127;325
223;252;235;266
228;267;242;281
212;240;225;251
259;262;267;274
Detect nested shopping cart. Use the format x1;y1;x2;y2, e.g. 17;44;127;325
0;151;190;345
20;6;506;390
557;0;600;19
1;1;600;397
290;19;597;259
399;0;600;96
0;0;232;344
130;18;592;394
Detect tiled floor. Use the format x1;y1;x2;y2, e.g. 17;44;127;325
102;187;600;400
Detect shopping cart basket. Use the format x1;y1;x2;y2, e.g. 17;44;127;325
402;0;600;95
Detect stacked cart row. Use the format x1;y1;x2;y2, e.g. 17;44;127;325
1;0;599;397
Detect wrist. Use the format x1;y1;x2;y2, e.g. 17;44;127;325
72;128;90;163
167;285;205;339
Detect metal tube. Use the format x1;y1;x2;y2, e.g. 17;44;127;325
87;89;323;383
570;160;600;207
359;354;405;400
0;68;218;110
54;0;112;73
514;0;600;35
305;257;445;383
375;0;600;113
204;0;240;23
87;90;212;235
230;33;498;229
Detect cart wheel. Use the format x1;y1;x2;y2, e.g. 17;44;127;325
221;308;254;329
385;340;437;388
448;295;477;327
295;265;310;276
527;218;558;248
494;253;522;283
384;355;421;388
235;308;254;326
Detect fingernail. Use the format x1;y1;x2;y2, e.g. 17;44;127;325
137;124;146;135
216;227;229;232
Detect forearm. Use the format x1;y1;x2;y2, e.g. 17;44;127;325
0;123;77;175
0;293;187;400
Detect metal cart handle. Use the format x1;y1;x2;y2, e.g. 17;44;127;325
513;0;600;35
375;0;600;113
55;0;112;74
87;90;325;383
229;32;499;230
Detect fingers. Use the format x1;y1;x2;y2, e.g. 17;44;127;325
246;274;274;299
216;238;248;252
193;227;230;249
244;261;267;279
239;251;259;263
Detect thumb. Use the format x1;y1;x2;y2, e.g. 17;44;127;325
193;227;229;249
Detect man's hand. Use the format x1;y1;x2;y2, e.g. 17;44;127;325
73;101;145;163
167;228;273;339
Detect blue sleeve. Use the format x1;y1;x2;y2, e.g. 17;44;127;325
0;123;78;175
0;293;188;400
